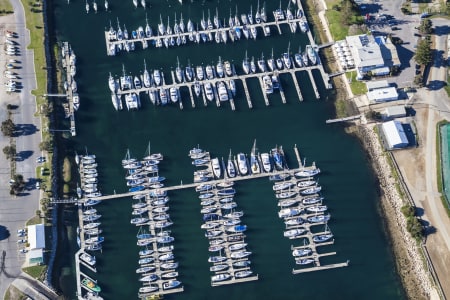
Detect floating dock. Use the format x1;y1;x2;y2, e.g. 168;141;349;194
61;41;77;136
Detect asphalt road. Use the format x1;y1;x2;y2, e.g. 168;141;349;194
0;0;46;297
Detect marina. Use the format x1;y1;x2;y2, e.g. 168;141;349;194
61;42;78;136
104;2;312;56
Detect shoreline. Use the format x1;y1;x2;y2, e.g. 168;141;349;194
302;0;439;297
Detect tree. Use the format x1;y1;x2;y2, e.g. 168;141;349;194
39;139;53;152
414;39;432;65
418;19;433;35
414;74;424;87
1;119;15;136
3;145;16;160
10;174;26;195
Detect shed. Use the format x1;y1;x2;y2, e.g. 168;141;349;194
367;87;398;102
366;80;389;91
383;106;406;120
382;120;409;149
28;224;45;250
28;248;44;264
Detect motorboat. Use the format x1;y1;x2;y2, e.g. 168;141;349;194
133;76;142;90
295;167;321;177
223;218;240;226
235;270;253;278
228;79;236;96
169;87;179;103
205;230;222;238
139;285;158;293
196;65;204;81
158;245;174;253
229;242;247;251
108;73;117;93
275;191;297;199
224;211;243;219
81;278;100;293
153;69;162;86
140;274;158;282
196;184;215;192
230;251;251;259
85;236;105;244
312;233;333;243
284;228;307;238
307;214;331;223
217;81;229;101
225;152;236;178
80;253;96;266
159;88;168;105
159;253;175;261
260;153;272;172
297;180;316;187
156;236;174;243
271;146;284;170
205;65;214;80
278;207;302;218
193;81;201;97
211;158;222;178
161;262;178;270
292;248;312;257
284;217;305;226
84;228;102;236
306;205;327;213
130;217;149;225
233;260;251;268
296;258;315;265
199;192;215;199
262;75;273;94
237;153;248;175
278;198;301;207
125;93;140;110
138;249;154;257
208;256;227;263
273;181;295;191
211;273;231;282
216;58;224;78
161;271;179;279
226;225;247;233
302;196;323;205
201;199;216;206
83;214;102;222
217;188;235;196
300;185;322;195
210;264;228;272
208;244;224;252
201;222;220;230
204;82;214;101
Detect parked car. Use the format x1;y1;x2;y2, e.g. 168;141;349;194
36;156;46;163
17;239;27;244
19;248;28;254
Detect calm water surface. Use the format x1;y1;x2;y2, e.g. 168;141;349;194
51;0;405;299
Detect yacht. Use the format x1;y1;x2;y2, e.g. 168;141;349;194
242;51;250;74
282;52;291;69
263;75;273;94
294;52;303;67
228;79;236;96
260;153;272;172
143;61;151;88
237;153;248;175
306;45;317;65
108;73;117;93
257;53;266;72
125;93;139;110
193;81;201;97
211;158;222;178
204;82;214;101
153;69;161;86
216;57;224;78
211;273;231;282
185;61;194;81
196;65;204;81
217;81;229;101
205;65;214;80
133;76;142;89
169;87;179;103
224;60;233;77
159;88;168;105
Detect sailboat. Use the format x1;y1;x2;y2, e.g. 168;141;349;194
92;0;97;13
133;0;138;8
260;1;267;22
143;60;151;88
175;57;183;83
85;0;89;13
250;140;261;174
143;141;164;161
104;0;108;11
282;42;292;69
255;0;261;24
267;48;276;71
227;150;236;178
141;0;146;9
242;50;250;74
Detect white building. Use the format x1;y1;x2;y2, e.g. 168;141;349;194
382;120;409;149
367;87;398;103
27;224;45;264
382;106;407;120
366;80;390;91
28;224;45;250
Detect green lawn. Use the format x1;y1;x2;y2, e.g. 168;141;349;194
346;71;367;95
23;265;47;280
325;10;349;41
0;0;13;15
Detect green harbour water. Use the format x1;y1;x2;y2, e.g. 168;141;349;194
51;0;405;299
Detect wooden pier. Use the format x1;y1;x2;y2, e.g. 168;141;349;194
326;114;361;124
61;42;77;136
288;70;303;101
